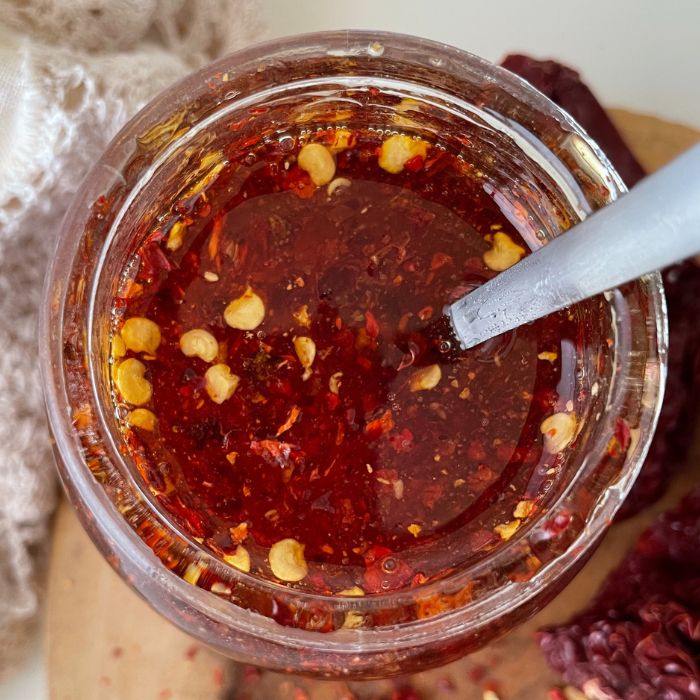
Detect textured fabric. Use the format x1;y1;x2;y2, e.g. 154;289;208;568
0;0;261;676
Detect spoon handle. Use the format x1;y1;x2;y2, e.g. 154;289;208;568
448;143;700;349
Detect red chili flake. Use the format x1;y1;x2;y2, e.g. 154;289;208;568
467;441;487;462
397;312;413;333
607;416;631;458
324;392;341;411
184;645;199;661
111;646;123;658
356;355;372;370
411;572;429;587
335;421;345;446
388;428;414;453
403;154;425;173
547;689;567;700
139;241;173;276
292;688;310;700
275;405;301;436
282;166;315;199
230;522;249;544
306;571;330;592
391;685;423;700
365;310;380;338
195;199;211;218
93;194;110;215
424;151;452;175
212;666;225;688
364;409;395;440
421;483;443;509
417;306;433;321
249;439;298;469
468;665;486;682
430;252;453;270
242;665;261;683
207;212;224;263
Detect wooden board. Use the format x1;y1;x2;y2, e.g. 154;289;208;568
47;110;700;700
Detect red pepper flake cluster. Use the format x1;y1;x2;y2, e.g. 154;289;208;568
110;123;596;595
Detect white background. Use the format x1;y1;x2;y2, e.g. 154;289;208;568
264;0;700;128
3;1;699;698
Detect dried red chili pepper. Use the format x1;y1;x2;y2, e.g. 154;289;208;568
539;485;700;700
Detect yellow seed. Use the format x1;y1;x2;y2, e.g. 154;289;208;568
329;371;343;395
483;691;502;700
166;220;187;251
495;519;521;541
115;358;152;406
408;523;422;537
483;232;526;272
203;271;219;282
338;586;365;597
538;350;558;363
459;387;471;400
513;499;535;519
121;317;161;355
204;364;240;404
210;582;232;595
392;98;423;127
327;177;351;197
223;545;251;573
540;412;577;453
297;142;336;186
342;611;364;629
183;561;205;585
294;336;316;369
268;538;308;582
126;408;157;431
182;151;226;199
396;97;422;114
226;451;238;465
329;129;352;153
378;134;429;174
111;335;126;359
179;328;219;363
224;287;265;330
409;364;442;392
292;304;311;328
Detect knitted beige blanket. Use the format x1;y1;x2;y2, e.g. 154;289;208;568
0;0;260;675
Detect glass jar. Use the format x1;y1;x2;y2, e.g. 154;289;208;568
39;31;666;678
